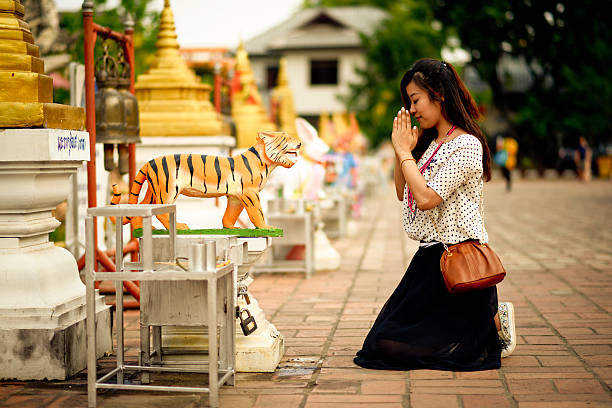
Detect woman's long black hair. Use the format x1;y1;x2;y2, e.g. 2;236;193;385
400;58;492;181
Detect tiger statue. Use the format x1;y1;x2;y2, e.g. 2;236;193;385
111;131;301;230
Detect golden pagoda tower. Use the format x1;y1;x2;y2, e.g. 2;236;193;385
318;111;334;147
0;0;84;129
332;112;349;141
134;0;222;136
271;57;297;139
231;41;275;148
348;112;367;154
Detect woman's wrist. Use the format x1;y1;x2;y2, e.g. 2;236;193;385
400;156;416;167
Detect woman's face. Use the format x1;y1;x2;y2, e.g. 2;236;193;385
406;80;443;131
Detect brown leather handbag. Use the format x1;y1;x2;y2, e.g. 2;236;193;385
432;188;506;294
439;240;506;293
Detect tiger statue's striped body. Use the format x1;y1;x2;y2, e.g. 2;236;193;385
111;131;301;230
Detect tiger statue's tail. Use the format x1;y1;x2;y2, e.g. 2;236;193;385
108;162;152;229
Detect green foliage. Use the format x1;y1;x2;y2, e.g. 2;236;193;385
429;0;612;165
60;0;160;77
356;2;446;147
49;221;65;243
53;87;70;105
193;66;215;86
306;0;611;165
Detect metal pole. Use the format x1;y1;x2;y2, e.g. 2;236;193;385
85;214;97;408
83;0;98;249
207;276;219;407
214;62;221;113
123;13;137;191
123;14;140;260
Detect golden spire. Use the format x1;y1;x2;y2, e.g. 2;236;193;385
271;58;297;139
235;40;251;73
134;0;222;136
150;0;182;69
0;0;84;129
233;40;261;104
318;112;334;147
231;41;275;147
332;112;349;138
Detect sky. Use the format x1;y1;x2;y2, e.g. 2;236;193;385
56;0;304;48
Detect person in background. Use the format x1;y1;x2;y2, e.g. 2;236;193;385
575;136;592;182
494;135;518;191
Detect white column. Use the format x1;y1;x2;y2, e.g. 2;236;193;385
0;129;112;380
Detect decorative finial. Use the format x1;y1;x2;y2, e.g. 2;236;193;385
82;1;94;13
123;12;134;30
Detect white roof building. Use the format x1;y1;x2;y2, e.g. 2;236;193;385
242;6;387;122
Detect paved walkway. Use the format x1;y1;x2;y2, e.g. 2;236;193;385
1;179;611;407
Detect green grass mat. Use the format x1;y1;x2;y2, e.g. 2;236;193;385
132;228;283;238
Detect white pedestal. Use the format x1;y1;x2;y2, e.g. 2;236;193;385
314;227;341;271
0;129;112;380
235;239;284;372
234;284;284;372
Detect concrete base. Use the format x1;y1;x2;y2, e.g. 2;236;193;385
0;302;111;380
0;239;112;380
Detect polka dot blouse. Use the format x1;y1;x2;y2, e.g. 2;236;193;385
402;134;488;244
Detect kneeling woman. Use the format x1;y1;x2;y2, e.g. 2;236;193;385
354;58;516;371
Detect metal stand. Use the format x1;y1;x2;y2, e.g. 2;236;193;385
85;204;235;408
142;234;285;372
253;199;315;278
141;234;245;364
320;193;348;239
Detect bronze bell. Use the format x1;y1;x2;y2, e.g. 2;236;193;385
94;43;126;171
116;57;140;174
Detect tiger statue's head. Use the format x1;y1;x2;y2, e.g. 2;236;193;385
257;131;302;168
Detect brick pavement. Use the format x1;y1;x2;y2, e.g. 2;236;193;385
1;179;611;407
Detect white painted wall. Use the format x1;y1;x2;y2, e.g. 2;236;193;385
286;50;365;116
250;56;273;90
252;49;366;117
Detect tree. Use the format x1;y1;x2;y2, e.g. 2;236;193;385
303;0;448;147
429;0;612;167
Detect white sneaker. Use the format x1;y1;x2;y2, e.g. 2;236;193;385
498;302;516;358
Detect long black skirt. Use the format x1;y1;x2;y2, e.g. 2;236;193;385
354;243;501;371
